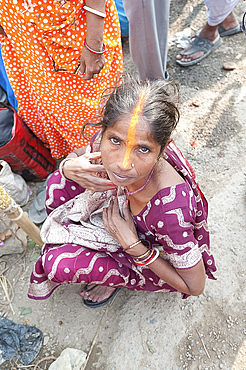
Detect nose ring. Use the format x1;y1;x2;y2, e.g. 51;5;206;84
131;163;134;168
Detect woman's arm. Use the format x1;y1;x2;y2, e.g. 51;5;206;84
146;257;205;296
103;197;206;296
79;0;106;80
61;150;116;191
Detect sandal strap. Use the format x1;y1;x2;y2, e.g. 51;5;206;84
181;36;214;56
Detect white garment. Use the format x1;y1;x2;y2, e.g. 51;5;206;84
204;0;239;26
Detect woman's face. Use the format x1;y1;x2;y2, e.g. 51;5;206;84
100;117;161;188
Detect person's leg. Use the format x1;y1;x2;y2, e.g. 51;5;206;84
205;0;239;26
123;0;170;80
42;245;125;302
176;0;240;66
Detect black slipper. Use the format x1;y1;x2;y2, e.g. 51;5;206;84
83;286;121;309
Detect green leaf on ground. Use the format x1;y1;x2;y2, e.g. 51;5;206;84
146;340;157;354
18;307;32;315
28;240;36;250
30;250;40;262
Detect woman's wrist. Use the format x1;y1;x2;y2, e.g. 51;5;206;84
84;1;105;49
67;151;80;159
124;242;149;257
62;159;74;179
85;37;104;51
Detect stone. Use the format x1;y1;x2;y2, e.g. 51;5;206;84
48;348;87;370
43;335;50;346
223;62;236;71
0;228;27;257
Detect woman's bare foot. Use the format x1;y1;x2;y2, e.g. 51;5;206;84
80;284;116;302
176;11;238;64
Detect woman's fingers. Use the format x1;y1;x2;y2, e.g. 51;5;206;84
107;198;114;222
103;203;116;235
84;152;102;160
102;207;109;231
75;174;115;190
122;200;132;221
77;152;108;174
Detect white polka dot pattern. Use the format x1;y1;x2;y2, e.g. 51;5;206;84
0;0;123;159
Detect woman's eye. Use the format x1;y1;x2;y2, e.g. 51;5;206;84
138;146;150;154
110;137;120;145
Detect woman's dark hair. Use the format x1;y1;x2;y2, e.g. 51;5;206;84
83;74;180;152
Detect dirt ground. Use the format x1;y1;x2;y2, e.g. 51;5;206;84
0;0;246;369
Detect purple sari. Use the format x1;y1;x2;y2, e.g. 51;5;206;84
28;138;217;300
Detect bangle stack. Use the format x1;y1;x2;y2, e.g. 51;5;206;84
133;247;160;266
59;158;73;182
84;39;106;55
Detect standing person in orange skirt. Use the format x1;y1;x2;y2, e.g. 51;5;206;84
0;1;123;159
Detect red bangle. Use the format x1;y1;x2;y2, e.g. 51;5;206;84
134;248;155;266
84;38;106;55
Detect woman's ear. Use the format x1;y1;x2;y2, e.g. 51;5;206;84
157;137;172;160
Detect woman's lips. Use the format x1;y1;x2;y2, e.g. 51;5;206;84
110;171;133;183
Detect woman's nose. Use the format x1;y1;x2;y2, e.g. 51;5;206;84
117;151;133;170
122;147;134;169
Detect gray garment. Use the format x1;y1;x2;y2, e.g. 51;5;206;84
122;0;170;80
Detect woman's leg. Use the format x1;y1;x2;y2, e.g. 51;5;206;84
28;243;177;300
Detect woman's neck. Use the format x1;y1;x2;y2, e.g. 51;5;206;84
124;165;156;196
125;160;185;216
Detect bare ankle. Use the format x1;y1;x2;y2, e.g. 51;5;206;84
221;11;238;30
199;23;219;42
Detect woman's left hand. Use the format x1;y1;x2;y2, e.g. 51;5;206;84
103;198;139;250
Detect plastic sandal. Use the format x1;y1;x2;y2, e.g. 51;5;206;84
218;22;242;37
83;286;121;308
176;35;222;67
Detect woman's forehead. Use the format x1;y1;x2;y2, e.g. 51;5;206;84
108;117;153;139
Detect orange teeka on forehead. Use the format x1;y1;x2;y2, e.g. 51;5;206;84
122;92;146;168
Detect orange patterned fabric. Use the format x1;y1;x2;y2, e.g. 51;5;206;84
0;0;123;158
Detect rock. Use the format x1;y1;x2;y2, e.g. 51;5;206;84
0;228;27;256
223;62;236;71
43;335;50;346
189;101;201;107
48;348;87;370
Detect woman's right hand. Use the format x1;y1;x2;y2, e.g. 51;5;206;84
63;152;116;192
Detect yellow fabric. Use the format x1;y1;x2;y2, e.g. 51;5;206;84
0;0;123;158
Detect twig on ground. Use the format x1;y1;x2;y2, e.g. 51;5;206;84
33;356;56;370
82;306;110;369
0;251;26;276
196;328;210;359
0;274;15;314
11;356;56;369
